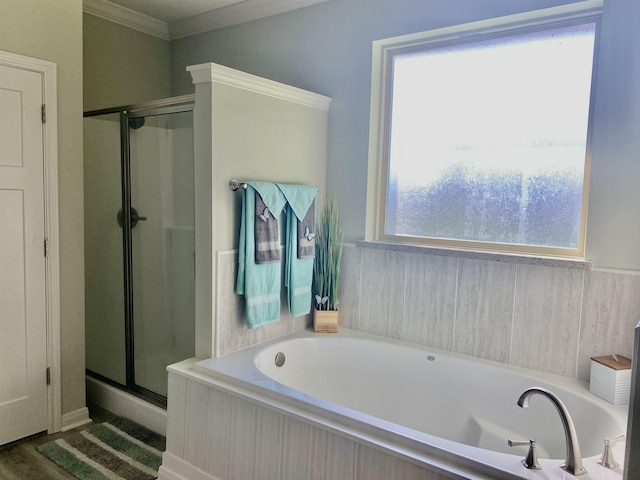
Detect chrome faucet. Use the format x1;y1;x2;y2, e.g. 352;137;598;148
517;387;587;476
599;434;625;469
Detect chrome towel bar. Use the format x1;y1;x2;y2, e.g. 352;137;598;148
229;179;248;191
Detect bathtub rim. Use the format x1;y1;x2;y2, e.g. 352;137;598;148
177;327;628;480
170;357;513;480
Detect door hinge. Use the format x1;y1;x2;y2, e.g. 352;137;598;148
41;104;46;124
46;367;51;386
44;238;49;258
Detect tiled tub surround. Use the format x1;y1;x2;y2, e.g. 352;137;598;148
338;243;640;382
215;244;640;381
159;330;627;480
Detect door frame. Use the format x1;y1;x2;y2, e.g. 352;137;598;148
0;50;61;434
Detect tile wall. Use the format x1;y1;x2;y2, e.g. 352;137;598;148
339;244;640;381
216;244;640;380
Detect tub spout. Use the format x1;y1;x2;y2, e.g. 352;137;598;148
517;387;587;476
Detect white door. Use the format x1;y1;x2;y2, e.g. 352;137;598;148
0;63;48;445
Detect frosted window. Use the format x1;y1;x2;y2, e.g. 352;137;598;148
386;23;596;250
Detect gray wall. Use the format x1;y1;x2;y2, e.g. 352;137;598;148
169;0;640;271
84;13;170;111
0;0;85;417
586;0;640;269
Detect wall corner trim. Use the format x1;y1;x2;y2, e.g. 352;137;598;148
187;62;332;111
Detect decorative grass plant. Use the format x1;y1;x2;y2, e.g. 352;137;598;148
313;196;343;312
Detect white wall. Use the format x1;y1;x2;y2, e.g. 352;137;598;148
189;64;330;358
0;0;85;419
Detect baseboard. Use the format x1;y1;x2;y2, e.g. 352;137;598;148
86;375;167;436
61;407;92;432
158;452;221;480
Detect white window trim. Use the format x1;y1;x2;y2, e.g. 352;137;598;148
365;0;602;259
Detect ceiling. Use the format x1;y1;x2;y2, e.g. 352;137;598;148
105;0;248;23
83;0;331;40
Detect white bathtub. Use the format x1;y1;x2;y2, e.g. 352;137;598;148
160;328;628;480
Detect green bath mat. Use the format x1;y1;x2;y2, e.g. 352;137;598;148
37;416;165;480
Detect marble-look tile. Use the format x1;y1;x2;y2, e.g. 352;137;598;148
577;270;640;380
454;258;516;363
219;243;640;386
401;253;457;351
338;244;361;330
358;246;406;339
512;264;584;377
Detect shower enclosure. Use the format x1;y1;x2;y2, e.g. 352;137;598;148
84;96;195;407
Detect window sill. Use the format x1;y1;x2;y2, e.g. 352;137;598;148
356;241;592;270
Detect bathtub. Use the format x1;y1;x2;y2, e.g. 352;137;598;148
159;328;628;480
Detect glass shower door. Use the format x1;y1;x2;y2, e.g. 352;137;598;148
84;113;127;386
128;111;195;399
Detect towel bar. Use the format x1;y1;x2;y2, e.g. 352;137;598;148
229;179;248;191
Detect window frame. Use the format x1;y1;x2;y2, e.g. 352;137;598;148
365;1;602;258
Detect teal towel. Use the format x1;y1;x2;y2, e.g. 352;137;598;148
275;183;317;221
236;184;284;328
248;181;287;218
276;183;318;317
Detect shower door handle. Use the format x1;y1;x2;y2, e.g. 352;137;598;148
117;207;147;229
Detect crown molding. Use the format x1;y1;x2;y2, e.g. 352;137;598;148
83;0;170;40
169;0;331;40
84;0;330;40
187;62;332;111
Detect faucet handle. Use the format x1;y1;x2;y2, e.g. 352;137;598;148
508;438;542;470
599;434;625;469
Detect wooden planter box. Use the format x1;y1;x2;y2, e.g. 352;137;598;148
313;309;338;333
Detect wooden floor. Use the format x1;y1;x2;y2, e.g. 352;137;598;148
0;404;118;480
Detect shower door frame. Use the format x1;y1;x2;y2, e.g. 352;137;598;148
84;95;195;408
